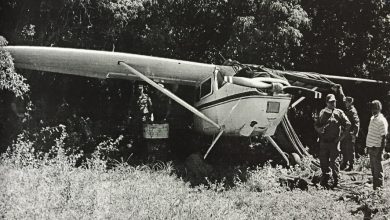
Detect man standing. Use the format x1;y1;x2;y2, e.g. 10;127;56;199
137;84;153;122
315;94;351;188
333;86;360;171
366;100;388;190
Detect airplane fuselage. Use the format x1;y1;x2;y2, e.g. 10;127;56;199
194;76;291;137
3;45;293;139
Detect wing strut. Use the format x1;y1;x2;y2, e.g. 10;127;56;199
203;128;224;159
113;61;221;129
290;87;319;108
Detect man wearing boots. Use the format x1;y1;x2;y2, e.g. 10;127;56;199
333;85;360;171
315;94;351;188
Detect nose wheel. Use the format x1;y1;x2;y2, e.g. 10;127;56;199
288;152;301;166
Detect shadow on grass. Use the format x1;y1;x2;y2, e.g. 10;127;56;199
106;133;298;188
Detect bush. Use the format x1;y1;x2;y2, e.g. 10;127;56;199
0;36;29;97
1;131;388;219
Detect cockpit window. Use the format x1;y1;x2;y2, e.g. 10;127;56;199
217;72;226;89
200;78;212;98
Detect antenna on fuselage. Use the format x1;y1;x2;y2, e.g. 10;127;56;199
218;52;226;62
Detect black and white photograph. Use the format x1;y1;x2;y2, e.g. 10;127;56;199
1;0;390;219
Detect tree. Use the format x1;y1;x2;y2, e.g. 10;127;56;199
0;35;29;152
122;0;237;62
222;0;310;69
300;0;390;79
0;36;29;97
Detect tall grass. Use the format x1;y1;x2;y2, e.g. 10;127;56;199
1;126;389;219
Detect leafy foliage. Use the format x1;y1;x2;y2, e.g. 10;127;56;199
1;121;390;219
1;0;389;150
0;36;29;97
1;2;390;219
301;0;390;79
0;141;363;219
223;0;310;69
1;0;390;75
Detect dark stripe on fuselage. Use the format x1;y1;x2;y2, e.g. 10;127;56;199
196;91;290;110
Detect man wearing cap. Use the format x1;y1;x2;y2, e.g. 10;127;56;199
315;93;351;188
366;100;388;190
333;85;360;171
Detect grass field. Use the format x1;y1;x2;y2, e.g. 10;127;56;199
1;135;390;219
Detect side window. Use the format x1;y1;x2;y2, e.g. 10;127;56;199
195;86;200;102
200;78;212;98
266;101;280;113
217;72;226;89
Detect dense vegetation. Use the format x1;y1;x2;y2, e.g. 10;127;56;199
1;0;389;156
1;129;389;219
1;1;390;218
2;0;389;75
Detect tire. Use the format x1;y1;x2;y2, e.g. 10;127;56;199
289;153;301;166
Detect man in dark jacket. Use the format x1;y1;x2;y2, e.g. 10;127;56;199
333;86;360;171
315;94;351;188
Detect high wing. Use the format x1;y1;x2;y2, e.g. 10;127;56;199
262;67;336;92
262;67;389;92
3;46;235;86
3;46;387;90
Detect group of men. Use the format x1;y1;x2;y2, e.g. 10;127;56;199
314;85;389;190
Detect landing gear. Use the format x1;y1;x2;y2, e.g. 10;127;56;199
203;129;224;159
289;153;302;166
266;136;290;166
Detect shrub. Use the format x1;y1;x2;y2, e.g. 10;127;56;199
0;36;29;97
1;131;388;219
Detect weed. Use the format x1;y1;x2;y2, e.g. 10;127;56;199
1;128;389;219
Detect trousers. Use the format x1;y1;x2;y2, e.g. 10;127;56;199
340;133;355;167
367;147;384;189
319;141;340;185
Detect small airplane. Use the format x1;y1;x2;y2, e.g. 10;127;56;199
2;46;388;164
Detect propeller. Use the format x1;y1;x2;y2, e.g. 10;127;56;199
223;76;273;89
223;76;288;91
223;76;322;98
